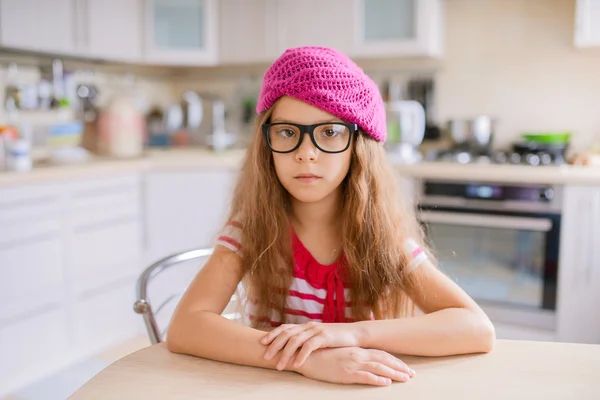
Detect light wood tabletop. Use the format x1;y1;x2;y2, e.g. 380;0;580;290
70;339;600;399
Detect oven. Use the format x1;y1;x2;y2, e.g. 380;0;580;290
416;180;562;330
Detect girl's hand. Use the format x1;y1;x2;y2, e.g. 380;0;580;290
295;347;415;386
261;322;361;370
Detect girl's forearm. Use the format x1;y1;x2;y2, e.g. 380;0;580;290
166;311;294;371
355;308;495;356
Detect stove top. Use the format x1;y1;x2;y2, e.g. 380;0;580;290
429;150;567;167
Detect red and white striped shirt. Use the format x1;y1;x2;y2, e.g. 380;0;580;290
216;220;428;327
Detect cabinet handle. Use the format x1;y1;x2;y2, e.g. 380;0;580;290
593;190;600;278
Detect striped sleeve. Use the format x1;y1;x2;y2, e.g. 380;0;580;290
215;219;242;253
403;238;428;271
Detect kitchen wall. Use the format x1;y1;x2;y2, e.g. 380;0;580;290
436;0;600;152
170;0;600;153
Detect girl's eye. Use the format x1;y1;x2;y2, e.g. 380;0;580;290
277;128;296;138
321;126;342;138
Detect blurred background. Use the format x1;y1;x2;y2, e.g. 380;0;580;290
1;0;600;399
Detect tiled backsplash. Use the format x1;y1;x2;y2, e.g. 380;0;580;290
0;59;175;147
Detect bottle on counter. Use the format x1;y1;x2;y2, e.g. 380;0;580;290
5;123;32;172
96;76;146;158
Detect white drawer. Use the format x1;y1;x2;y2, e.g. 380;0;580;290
0;182;62;215
0;183;62;242
0;236;64;321
69;175;141;229
0;306;69;379
67;173;139;193
70;220;142;295
73;282;141;354
0;217;62;246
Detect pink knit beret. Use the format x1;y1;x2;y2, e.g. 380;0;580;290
256;46;386;142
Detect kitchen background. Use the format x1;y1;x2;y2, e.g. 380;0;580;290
1;0;600;399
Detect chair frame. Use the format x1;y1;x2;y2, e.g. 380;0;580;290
133;248;214;345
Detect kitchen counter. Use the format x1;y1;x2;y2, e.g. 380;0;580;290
2;148;600;186
0;148;247;186
395;161;600;185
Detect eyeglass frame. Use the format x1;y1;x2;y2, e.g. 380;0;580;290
261;121;359;154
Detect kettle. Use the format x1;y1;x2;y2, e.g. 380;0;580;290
385;100;426;163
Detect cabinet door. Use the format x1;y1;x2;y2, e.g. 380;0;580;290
556;186;600;344
0;183;65;321
274;0;353;55
0;0;77;54
575;0;600;47
144;0;218;65
144;170;237;265
67;174;143;294
82;0;143;61
218;0;276;64
352;0;443;57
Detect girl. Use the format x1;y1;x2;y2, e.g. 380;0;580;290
167;46;495;387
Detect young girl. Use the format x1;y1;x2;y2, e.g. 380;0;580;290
167;46;495;387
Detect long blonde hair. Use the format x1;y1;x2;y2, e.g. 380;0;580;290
227;107;430;326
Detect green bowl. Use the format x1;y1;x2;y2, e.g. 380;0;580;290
521;131;572;144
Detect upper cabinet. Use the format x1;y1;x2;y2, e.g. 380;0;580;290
81;0;143;62
353;0;443;58
143;0;219;65
575;0;600;47
0;0;78;55
218;0;277;65
268;0;443;60
272;0;354;56
0;0;444;65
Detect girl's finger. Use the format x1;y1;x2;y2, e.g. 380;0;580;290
264;324;310;360
261;324;294;345
293;335;325;368
350;371;392;387
276;329;320;370
361;361;410;383
368;349;415;377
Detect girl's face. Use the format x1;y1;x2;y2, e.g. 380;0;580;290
269;96;353;204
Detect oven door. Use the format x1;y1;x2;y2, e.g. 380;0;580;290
418;206;560;329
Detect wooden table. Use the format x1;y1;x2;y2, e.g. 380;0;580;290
70;340;600;399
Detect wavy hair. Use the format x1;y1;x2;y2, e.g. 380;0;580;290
226;105;431;326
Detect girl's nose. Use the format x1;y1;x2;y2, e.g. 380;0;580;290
295;132;318;162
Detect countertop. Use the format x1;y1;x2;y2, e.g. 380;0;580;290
70;340;600;400
2;148;600;187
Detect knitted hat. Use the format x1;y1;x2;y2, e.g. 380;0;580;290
256;46;386;142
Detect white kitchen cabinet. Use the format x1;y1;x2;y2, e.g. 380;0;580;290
143;0;218;65
269;0;443;59
144;170;237;265
218;0;277;64
0;0;78;54
81;0;143;62
556;185;600;344
0;173;144;397
575;0;600;47
0;182;65;322
352;0;443;58
272;0;354;56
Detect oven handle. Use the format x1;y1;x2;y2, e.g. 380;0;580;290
418;211;553;232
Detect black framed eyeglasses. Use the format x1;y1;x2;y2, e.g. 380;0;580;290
262;122;358;154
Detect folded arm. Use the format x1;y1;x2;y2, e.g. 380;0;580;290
355;259;496;356
166;246;294;371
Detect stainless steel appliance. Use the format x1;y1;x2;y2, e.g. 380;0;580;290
417;179;562;330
